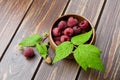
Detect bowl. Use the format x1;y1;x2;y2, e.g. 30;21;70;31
49;14;96;59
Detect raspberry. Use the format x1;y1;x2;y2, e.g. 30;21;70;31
53;37;60;41
67;17;78;27
73;26;81;35
23;48;35;58
58;21;67;30
52;28;61;37
64;28;74;36
81;30;86;33
62;31;64;35
52;16;91;45
79;20;90;31
55;41;61;45
60;35;70;42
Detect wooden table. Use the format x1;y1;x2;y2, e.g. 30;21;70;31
0;0;120;80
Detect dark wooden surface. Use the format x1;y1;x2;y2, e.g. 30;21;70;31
0;0;33;59
0;0;120;80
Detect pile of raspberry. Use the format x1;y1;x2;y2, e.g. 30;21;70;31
52;16;90;45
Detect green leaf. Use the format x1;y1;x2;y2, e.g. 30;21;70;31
71;30;93;45
19;34;42;47
36;43;48;59
53;41;74;63
74;44;104;72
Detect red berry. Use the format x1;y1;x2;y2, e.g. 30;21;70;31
81;30;86;33
58;21;67;30
53;37;60;41
52;28;61;37
79;20;90;31
64;28;74;36
60;35;70;42
23;48;35;58
55;41;61;45
62;31;64;35
73;26;81;35
67;17;78;27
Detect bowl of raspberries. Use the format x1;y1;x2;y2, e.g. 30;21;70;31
49;14;95;52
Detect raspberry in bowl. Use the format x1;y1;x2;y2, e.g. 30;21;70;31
49;14;95;59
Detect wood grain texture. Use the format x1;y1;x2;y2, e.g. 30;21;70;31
78;0;120;80
0;0;69;80
0;0;33;58
65;0;105;25
34;0;105;80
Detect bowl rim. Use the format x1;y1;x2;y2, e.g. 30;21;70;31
49;14;96;48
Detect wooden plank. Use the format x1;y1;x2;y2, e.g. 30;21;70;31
78;0;120;80
34;0;105;80
0;0;69;80
0;0;33;58
65;0;105;25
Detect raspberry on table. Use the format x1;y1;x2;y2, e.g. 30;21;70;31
23;47;35;58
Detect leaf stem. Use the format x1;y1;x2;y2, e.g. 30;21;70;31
41;32;49;43
41;36;48;42
74;45;77;48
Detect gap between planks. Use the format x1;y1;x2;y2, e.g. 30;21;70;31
94;0;107;30
0;0;34;62
75;0;107;79
33;0;107;80
31;0;71;79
